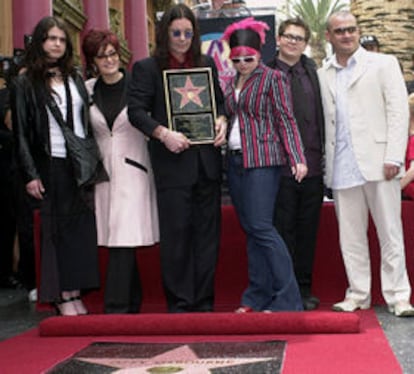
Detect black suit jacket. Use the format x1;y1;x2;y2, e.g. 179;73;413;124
10;72;91;186
128;55;225;189
267;54;325;158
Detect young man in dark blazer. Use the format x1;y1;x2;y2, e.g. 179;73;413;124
267;17;325;310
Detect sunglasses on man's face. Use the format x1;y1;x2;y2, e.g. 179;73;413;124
170;29;194;39
332;26;358;36
231;56;256;64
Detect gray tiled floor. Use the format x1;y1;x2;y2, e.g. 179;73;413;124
1;288;413;373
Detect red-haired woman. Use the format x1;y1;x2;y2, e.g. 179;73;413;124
82;29;159;314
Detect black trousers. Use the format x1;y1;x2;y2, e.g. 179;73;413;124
104;247;141;314
274;175;324;295
39;158;99;302
157;174;221;313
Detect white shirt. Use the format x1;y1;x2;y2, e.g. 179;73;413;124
331;55;366;190
47;78;85;158
228;89;242;150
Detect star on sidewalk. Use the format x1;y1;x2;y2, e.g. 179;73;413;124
173;76;206;109
78;344;273;373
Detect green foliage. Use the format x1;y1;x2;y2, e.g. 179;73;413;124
287;0;348;63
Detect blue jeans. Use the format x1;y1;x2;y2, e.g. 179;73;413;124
227;154;303;311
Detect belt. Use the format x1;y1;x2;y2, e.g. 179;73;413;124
228;149;242;156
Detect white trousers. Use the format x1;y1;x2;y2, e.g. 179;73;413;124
333;180;411;305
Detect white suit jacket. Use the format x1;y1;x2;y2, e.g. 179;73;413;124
318;47;409;188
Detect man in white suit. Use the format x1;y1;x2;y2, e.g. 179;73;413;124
318;11;414;316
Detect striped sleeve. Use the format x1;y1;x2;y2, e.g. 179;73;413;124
270;69;306;166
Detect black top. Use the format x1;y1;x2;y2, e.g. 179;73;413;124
127;55;224;189
267;53;325;177
93;73;126;130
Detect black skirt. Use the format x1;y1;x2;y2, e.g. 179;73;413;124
39;157;99;302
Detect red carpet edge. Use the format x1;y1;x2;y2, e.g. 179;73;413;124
39;311;360;336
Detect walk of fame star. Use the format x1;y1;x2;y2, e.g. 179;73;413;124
173;76;206;109
49;341;285;373
78;345;273;373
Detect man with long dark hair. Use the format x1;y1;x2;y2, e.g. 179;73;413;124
128;4;227;313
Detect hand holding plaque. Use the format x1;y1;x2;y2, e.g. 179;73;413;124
163;68;217;144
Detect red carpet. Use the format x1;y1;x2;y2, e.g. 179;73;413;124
21;202;411;373
34;202;414;312
0;309;402;373
39;311;360;336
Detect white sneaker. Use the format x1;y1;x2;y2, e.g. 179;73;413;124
332;298;370;312
28;288;37;303
388;301;414;317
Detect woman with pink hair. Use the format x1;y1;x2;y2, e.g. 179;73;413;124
222;18;307;312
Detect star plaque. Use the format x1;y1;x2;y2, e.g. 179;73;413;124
163;68;217;144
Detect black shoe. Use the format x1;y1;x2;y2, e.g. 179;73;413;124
302;295;320;311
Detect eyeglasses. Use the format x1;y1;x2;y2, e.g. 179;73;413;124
95;50;119;60
332;26;358;35
231;56;256;64
281;33;306;43
170;29;194;39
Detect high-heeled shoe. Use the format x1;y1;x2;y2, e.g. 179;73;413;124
71;296;88;315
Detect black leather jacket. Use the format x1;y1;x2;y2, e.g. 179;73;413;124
10;71;91;186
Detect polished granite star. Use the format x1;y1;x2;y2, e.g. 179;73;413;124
173;76;206;109
78;344;274;373
49;341;285;373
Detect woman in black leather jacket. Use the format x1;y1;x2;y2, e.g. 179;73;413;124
10;16;99;315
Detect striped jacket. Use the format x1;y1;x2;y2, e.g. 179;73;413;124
224;63;306;169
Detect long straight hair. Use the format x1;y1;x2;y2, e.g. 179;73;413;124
152;4;204;71
25;16;74;92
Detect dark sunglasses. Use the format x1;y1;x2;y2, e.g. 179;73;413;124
170;29;194;39
332;26;358;35
231;56;256;64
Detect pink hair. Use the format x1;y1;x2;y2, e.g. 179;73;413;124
229;46;258;58
221;17;269;45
